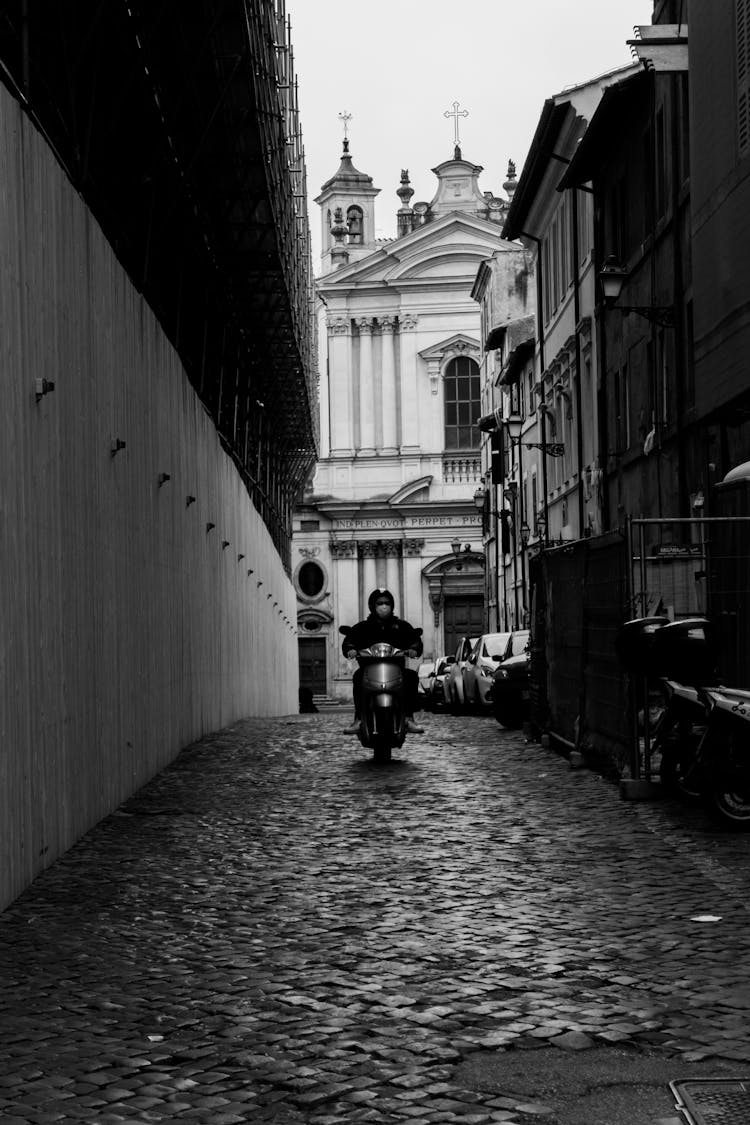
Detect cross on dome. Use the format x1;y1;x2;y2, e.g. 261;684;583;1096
444;100;469;152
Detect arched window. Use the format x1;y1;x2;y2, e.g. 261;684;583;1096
443;355;481;449
346;205;363;244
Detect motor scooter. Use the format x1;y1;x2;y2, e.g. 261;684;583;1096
615;616;750;828
339;625;422;763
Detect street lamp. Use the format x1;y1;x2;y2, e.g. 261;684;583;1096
535;512;547;545
598;255;675;327
473;486;486;512
450;536;472;571
520;521;530;548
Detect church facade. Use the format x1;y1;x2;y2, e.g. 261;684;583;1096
293;136;518;702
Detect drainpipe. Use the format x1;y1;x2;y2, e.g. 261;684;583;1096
570;188;586;537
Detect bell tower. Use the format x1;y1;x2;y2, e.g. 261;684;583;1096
314;115;380;275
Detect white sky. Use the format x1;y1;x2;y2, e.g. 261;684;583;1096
284;0;654;265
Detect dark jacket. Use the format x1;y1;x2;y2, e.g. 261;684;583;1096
342;613;423;657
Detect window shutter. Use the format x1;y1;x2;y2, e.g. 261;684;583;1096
739;0;750;156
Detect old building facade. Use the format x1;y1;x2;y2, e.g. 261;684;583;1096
294;139;518;700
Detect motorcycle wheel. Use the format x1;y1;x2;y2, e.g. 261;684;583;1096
372;734;392;763
655;716;704;803
373;710;395;763
658;741;703;802
711;786;750;830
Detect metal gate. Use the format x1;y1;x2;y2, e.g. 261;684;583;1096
528;530;630;772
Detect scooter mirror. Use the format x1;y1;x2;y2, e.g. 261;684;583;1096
338;625;352;636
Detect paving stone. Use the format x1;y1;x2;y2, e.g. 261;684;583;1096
2;713;750;1123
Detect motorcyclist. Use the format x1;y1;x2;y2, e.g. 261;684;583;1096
342;588;424;735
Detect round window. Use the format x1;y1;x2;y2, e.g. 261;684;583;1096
298;561;325;599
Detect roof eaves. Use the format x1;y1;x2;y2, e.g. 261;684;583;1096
501;100;570;240
559;70;649;190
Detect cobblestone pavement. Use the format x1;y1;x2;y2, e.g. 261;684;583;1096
3;710;750;1124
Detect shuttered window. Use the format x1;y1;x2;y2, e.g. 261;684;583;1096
739;0;750;156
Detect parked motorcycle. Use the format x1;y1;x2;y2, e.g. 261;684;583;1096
615;615;750;828
339;625;422;763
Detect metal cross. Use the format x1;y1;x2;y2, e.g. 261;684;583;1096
444;100;469;147
338;111;352;141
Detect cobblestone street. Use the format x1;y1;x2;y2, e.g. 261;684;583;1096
3;710;750;1124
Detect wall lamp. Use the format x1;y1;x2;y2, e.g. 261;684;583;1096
520;522;531;548
472;486;487;511
599;255;675;327
450;537;472;570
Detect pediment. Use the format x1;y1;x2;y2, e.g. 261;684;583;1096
318;212;514;291
419;334;481;363
388;476;432;505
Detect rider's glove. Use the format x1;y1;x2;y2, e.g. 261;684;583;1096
406;649;418;658
345;649;357;659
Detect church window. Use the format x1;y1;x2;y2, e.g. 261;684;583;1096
346;205;364;244
295;560;326;601
444;356;480;450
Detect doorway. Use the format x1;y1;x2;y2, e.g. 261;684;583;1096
443;596;484;654
298;637;327;694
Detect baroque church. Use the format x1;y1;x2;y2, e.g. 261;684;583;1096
293;129;518;702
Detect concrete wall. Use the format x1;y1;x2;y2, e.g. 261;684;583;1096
0;88;298;910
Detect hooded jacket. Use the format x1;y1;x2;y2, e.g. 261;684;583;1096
341;588;423;657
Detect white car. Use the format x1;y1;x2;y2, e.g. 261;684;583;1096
443;636;478;714
462;632;514;710
417;661;436;703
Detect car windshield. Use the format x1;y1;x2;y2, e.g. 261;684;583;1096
511;631;530;656
483;633;511;658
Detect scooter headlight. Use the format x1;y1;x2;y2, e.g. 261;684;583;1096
370;643;394;658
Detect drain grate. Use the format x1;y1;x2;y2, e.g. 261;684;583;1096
671;1079;750;1125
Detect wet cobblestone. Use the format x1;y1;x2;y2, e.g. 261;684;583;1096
2;710;750;1123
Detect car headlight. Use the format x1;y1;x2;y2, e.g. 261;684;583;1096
496;668;509;680
479;664;495;678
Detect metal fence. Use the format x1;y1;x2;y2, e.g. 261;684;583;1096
528;530;631;775
528;516;750;783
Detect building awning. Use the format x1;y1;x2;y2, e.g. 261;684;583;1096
484;325;507;352
499;338;535;386
559;71;649;190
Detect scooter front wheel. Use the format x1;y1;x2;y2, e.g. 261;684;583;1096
372;734;392;763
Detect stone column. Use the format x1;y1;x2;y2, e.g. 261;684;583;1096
330;540;359;688
384;539;401;598
402;538;425;630
357;318;375;453
327;316;353;456
380;316;398;453
359;541;378;614
399;314;420;453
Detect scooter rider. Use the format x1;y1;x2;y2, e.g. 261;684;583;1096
342;588;424;735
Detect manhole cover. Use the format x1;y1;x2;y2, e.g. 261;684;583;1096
671;1079;750;1125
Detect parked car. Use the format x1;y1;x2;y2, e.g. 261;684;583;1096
425;654;454;710
417;661;436;706
463;630;530;711
491;635;531;728
443;636;479;714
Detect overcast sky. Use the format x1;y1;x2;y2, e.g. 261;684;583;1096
284;0;654;264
